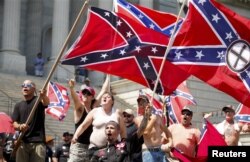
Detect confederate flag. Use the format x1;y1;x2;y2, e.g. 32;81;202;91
61;7;189;95
167;0;250;107
166;81;196;124
235;103;250;123
113;0;183;37
171;119;226;162
46;81;70;121
196;119;227;161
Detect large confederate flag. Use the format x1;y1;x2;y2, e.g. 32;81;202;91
167;0;250;107
113;0;183;37
61;7;189;95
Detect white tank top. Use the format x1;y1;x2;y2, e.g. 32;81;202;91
89;106;119;148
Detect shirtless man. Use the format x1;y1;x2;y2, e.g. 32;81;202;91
167;107;201;161
206;105;250;146
134;95;172;162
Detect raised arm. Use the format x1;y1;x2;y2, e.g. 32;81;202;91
135;105;152;137
40;88;50;106
93;75;110;107
72;109;95;143
68;79;82;110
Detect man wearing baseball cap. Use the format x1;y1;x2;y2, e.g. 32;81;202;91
167;107;200;160
134;93;173;162
205;104;250;146
53;132;70;162
136;94;149;116
216;105;243;146
123;109;144;162
123;109;136;138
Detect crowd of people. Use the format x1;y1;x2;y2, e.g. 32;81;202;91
0;78;249;162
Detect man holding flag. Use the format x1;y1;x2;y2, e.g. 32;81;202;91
11;80;50;162
134;94;172;162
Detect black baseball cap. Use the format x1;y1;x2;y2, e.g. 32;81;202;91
222;105;235;112
63;132;69;137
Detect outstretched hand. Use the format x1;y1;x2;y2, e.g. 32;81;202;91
68;79;75;88
203;112;213;119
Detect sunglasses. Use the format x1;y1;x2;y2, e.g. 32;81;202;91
225;111;234;114
123;114;132;118
82;90;92;96
21;83;34;88
181;112;192;116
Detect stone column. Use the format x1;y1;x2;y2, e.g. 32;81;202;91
25;0;43;75
139;0;154;8
0;0;26;75
49;0;74;81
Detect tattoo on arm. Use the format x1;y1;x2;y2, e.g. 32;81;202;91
137;116;148;137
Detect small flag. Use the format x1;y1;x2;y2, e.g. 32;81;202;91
46;81;70;121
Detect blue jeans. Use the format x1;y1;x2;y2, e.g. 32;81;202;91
142;149;168;162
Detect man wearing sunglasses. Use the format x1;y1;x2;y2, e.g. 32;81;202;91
67;75;109;162
11;80;50;162
167;107;201;161
123;109;143;162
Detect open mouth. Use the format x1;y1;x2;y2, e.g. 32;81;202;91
23;88;29;92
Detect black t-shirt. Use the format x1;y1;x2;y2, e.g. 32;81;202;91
53;142;70;162
126;123;137;140
45;145;53;162
90;133;143;162
75;110;93;144
12;96;47;143
126;123;143;162
126;132;143;162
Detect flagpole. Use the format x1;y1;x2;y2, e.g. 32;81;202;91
11;0;90;158
107;74;111;92
150;0;187;103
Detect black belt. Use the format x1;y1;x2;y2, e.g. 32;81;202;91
142;147;161;152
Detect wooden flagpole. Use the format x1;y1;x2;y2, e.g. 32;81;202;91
11;0;90;157
150;0;187;104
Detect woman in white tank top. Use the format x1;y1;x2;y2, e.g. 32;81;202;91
72;92;126;149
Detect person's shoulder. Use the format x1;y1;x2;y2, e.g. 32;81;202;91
90;107;101;115
115;108;124;116
92;107;101;112
14;100;26;109
168;123;179;128
134;115;143;121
